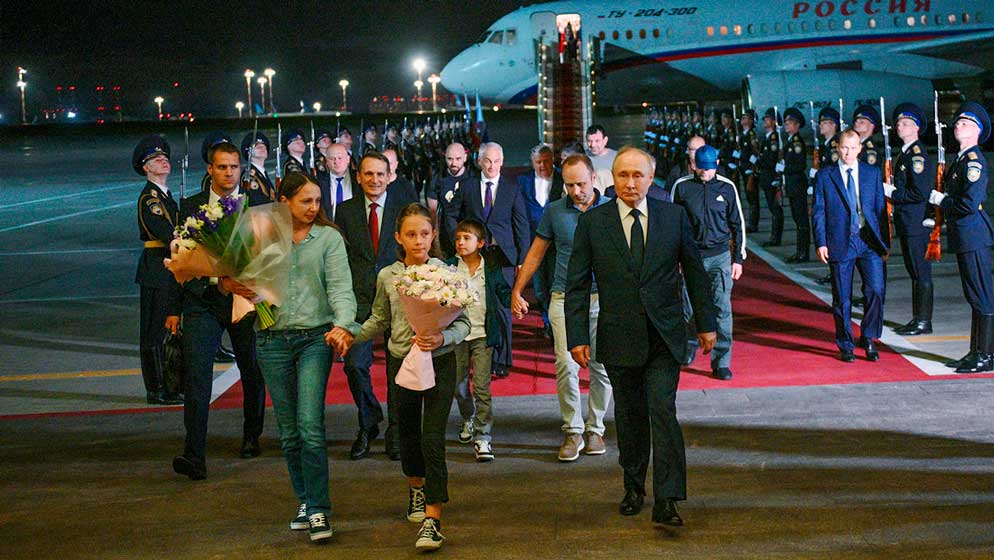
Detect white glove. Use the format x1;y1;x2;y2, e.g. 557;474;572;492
929;190;946;205
749;155;758;164
775;161;785;173
808;168;817;179
732;150;741;159
882;183;896;198
806;186;814;196
728;162;738;170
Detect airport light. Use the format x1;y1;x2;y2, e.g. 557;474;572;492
243;69;256;116
257;77;268;114
413;58;427;82
428;74;441;112
17;79;27;124
414;79;424;112
339;79;349;111
264;68;275;113
17;66;27;81
154;96;164;119
313;101;322;113
235;101;245;118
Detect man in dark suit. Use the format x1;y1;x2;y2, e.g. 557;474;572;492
172;142;267;480
335;152;417;460
456;141;531;377
322;143;357;221
566;146;717;527
813;128;890;363
518;144;564;335
383;147;420;203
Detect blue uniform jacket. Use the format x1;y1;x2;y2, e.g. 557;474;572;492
939;146;994;253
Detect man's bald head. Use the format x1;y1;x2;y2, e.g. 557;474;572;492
445;142;467;176
327;143;350;176
686;135;706;171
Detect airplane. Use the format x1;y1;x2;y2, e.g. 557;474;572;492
439;1;994;113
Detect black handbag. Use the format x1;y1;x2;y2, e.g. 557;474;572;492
162;331;187;394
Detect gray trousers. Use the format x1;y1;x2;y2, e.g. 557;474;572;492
454;337;493;442
682;251;734;369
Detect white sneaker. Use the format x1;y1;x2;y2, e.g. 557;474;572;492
407;486;426;522
474;440;494;462
458;418;474;444
289;502;308;530
415;517;444;550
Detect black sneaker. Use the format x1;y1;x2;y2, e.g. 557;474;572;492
290;503;308;531
407;486;426;522
172;455;206;480
308;512;333;542
415;517;444;551
712;367;733;381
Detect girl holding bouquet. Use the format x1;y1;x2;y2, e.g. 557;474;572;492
347;203;470;551
249;172;360;542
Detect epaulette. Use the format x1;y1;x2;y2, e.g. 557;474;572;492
149;189;159;198
912;144;922;155
968;151;979;160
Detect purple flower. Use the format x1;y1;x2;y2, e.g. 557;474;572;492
192;209;218;233
220;194;244;216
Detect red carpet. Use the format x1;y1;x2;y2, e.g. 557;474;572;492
214;250;991;411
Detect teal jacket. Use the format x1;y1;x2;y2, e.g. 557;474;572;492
445;256;512;349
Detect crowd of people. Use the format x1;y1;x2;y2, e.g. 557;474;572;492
131;97;991;549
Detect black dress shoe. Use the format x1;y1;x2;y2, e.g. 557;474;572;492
839;349;855;363
619;489;644;516
682;341;698;366
852;296;865;307
240;436;261;458
791;254;810;263
712;367;733;380
350;426;379;460
652;500;684;527
214;345;236;363
945;352;976;369
863;340;879;362
492;367;509;379
895;320;932;336
160;392;185;405
955;354;994;374
172;455;207;480
816;274;833;286
386;443;402;461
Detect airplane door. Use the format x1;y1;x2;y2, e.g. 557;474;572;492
531;11;557;41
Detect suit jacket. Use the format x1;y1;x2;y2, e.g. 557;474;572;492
458;175;531;266
565;197;717;367
335;189;415;321
320;169;358;221
604;183;671;203
812;162;890;261
517;171;564;237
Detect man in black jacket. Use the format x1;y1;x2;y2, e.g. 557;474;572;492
172;142;267;480
566;146;716;527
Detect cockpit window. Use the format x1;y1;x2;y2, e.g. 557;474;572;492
478;31;492;43
505;29;517;45
488;30;504;44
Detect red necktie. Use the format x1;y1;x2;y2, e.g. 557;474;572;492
368;202;379;255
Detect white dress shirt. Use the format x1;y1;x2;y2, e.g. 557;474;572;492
534;175;550;207
838;161;864;226
331;173;354;203
616;196;649;248
480;174;500;205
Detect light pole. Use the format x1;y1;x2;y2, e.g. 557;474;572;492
414;80;424;112
243;69;255;116
264;68;275;113
17;79;27;124
235;101;245;118
154;96;164;119
428;74;441;112
339;79;349;111
413;58;426;83
313;102;322;113
257;77;268;114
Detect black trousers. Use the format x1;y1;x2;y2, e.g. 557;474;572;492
788;191;810;256
139;285;170;394
743;173;760;229
604;326;686;502
760;173;784;242
899;234;932;284
393;350;457;504
343;338;386;433
956;248;994;314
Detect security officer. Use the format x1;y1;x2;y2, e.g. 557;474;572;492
782;108;810;262
815;108;842;285
739;109;761;232
199;131;234;193
853;105;882;170
133;135;184;405
928;102;994;373
671;145;746;380
282;128;307;177
758;107;784;246
883;103;933;336
240;131;276;205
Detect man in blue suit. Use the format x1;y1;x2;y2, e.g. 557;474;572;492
813;128;890;363
457;142;531;377
518;144;563;336
566;146;716;527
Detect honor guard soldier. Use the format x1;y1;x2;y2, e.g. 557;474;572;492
361;123;377;157
133;135;184;405
313;128;334;193
199;131;234;193
928;102;994;373
739;109;761;232
783;108;810;262
814;107;842;284
706;109;723;148
853;105;882;170
718;108;736;178
240;131;277;205
758;107;784;246
336;126;359;172
882;103;934;336
282;128;307;176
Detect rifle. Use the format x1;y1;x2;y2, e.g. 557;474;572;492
774;106;786;195
809;101;820;174
309;120;317;175
242;119;258;189
839;97;847;130
181;126;189;200
276;122;283;189
880;96;894;239
925;90;945;261
359;117;365;156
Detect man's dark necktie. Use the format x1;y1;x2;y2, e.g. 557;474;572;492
629;208;644;267
368;202;379;256
484;181;494;220
846;168;859;233
336;177;344;206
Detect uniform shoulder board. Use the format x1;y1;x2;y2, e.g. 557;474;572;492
912;144;922;155
149;189;159;198
968;151;979;161
865;140;875;148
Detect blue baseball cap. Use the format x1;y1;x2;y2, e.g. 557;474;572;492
694;145;719;170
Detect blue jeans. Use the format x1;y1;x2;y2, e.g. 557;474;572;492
256;327;333;515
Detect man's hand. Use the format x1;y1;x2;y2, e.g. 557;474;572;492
164;315;180;335
697;332;717;354
817;246;830;264
220;277;257;299
731;263;743;281
570;345;591;368
882;182;896;198
511;290;529;319
412;333;444;351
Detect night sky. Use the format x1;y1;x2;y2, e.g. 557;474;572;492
1;1;524;120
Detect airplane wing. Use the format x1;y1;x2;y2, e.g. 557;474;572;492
893;30;994;71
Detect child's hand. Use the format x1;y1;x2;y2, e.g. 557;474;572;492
412;333;444;351
511;291;529;319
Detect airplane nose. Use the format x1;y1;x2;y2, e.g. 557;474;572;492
439;54;465;95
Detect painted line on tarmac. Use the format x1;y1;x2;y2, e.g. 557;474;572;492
0;294;138;304
0;183;133;211
0;200;132;234
0;247;140;257
0;364;230;383
906;335;970;343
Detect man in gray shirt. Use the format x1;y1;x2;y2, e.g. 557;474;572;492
586;124;617;194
